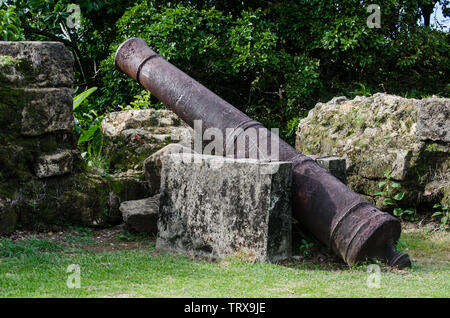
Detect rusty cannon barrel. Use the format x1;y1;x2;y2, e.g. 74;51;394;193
115;37;411;268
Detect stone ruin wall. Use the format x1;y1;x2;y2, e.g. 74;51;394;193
0;42;148;235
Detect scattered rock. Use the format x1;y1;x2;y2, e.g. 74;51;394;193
308;155;347;184
101;109;192;171
62;171;149;227
157;153;292;262
119;195;159;235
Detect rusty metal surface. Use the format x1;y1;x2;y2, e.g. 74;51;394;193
115;37;411;268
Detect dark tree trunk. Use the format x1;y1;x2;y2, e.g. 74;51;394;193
421;1;438;27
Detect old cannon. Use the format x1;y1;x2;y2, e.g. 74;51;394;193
115;37;411;268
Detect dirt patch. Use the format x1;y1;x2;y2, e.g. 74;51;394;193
5;224;155;253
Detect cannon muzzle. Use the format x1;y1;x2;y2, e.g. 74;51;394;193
115;37;411;268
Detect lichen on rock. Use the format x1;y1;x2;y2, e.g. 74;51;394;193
101;109;192;171
295;93;450;210
0;42;153;233
143;143;194;195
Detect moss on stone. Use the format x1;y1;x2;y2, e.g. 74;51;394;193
296;93;449;212
0;88;25;135
0;55;36;87
39;137;58;153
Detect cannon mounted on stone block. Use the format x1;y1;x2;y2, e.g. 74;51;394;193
115;37;411;268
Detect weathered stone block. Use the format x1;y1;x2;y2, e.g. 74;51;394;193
157;153;292;262
34;150;73;178
101;109;192;171
0;42;155;231
59;171;149;227
143;143;194;195
21;88;73;136
0;55;34;87
416;97;450;143
308;155;347;184
296;94;450;209
0;41;74;87
119;195;159;235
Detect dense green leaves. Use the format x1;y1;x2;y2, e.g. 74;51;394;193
101;1;326;142
0;5;24;40
2;0;450;144
99;0;449;143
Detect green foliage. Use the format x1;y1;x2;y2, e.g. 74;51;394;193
101;1;321;142
72;87;107;169
73;87;98;111
395;237;407;252
298;238;314;257
373;172;418;222
77;121;100;145
0;5;24;40
432;203;449;230
350;83;372;97
3;0;450;146
119;90;164;111
99;0;449;144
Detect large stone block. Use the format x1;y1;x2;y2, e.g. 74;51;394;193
20;88;73;136
416;97;450;143
157;153;292;262
101;109;192;171
0;41;74;87
296;93;450;209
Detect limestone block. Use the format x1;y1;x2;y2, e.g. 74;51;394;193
21;88;73;136
295;93;450;209
308;155;347;184
416;97;450;143
0;41;74;87
101;109;192;171
143;143;194;195
157;153;292;262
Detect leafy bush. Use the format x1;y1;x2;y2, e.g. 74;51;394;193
100;0;449;144
5;0;450;146
101;1;322;143
72;87;107;169
432;203;449;230
0;4;24;40
373;172;418;222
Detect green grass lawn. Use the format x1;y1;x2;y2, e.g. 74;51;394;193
0;225;448;298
